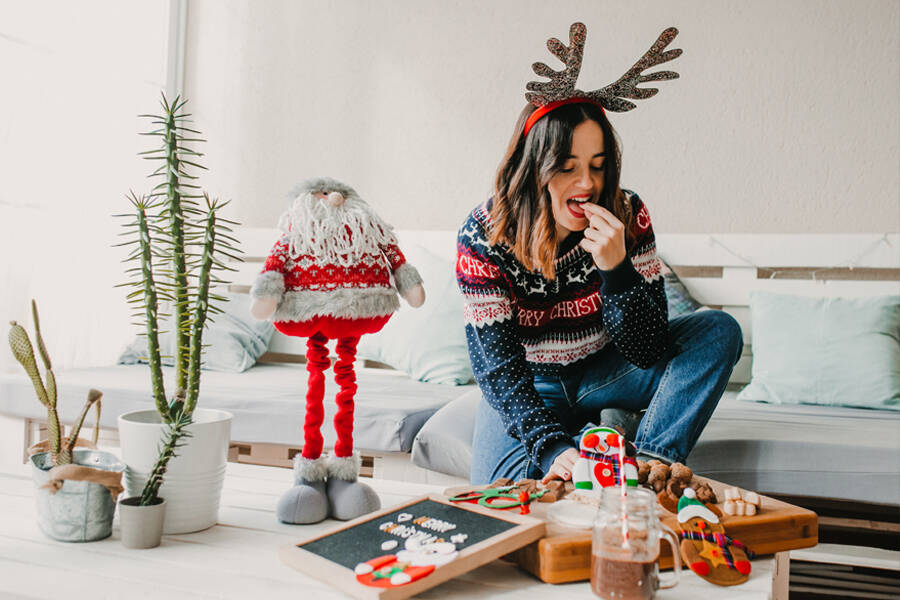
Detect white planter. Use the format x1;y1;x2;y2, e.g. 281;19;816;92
118;408;232;534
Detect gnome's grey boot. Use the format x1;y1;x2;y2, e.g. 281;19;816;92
276;456;329;524
325;453;381;521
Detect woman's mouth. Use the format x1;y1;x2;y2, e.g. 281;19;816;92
566;194;592;219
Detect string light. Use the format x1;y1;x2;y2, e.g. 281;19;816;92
706;234;893;282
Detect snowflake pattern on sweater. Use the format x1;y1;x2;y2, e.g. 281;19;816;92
456;190;668;472
252;234;411;322
262;236;407;292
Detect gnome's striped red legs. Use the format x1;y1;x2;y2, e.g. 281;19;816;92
301;332;330;460
333;336;360;458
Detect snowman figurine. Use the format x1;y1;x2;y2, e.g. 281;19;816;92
572;425;638;492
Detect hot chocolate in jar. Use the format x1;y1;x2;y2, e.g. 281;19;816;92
591;487;681;600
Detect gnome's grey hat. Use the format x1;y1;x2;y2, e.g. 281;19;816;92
288;177;361;203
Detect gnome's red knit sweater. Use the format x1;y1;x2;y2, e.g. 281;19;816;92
263;235;409;295
253;234;419;328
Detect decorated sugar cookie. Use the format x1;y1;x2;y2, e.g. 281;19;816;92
354;535;459;588
354;554;435;587
572;426;638;492
677;488;753;586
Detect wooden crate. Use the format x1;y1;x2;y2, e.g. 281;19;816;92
450;477;818;584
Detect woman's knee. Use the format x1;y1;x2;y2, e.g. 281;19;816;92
673;310;743;363
702;310;743;362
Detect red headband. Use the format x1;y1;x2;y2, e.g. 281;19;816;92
522;97;605;137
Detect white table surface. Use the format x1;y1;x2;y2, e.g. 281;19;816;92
0;460;779;599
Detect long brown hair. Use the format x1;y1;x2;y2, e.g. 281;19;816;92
489;102;634;280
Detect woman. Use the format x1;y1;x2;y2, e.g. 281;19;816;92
458;101;743;485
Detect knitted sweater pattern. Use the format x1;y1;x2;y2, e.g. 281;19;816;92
456;190;668;471
252;235;411;322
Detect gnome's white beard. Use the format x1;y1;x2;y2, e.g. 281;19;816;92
278;193;398;266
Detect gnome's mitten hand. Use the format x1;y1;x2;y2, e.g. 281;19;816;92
250;271;285;320
401;283;425;308
393;263;424;307
250;296;279;320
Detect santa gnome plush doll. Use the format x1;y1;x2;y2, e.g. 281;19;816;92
250;177;425;524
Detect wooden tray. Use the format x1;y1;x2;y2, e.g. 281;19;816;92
446;477;818;584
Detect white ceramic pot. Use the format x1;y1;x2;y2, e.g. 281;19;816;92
118;409;232;534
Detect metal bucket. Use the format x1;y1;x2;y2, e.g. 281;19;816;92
30;449;125;542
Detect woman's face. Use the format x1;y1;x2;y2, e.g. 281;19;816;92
547;119;606;239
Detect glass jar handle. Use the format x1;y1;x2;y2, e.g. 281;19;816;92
658;524;681;589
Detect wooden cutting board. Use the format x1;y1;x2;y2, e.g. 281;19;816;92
445;477;818;584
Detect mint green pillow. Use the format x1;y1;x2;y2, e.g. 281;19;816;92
356;246;474;385
738;292;900;410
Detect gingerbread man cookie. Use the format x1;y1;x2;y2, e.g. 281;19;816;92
677;488;753;586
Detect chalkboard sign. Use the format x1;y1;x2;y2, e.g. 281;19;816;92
280;494;545;600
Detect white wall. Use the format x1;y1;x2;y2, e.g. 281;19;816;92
1;0;897;374
183;0;900;234
0;1;171;373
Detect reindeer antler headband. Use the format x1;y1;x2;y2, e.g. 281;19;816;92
523;23;682;136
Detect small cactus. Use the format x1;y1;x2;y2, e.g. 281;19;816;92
139;410;193;506
8;300;102;466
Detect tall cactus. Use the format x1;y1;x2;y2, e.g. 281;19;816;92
115;93;241;423
8;301;103;466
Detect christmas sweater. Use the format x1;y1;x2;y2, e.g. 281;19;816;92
251;235;421;323
457;190;668;473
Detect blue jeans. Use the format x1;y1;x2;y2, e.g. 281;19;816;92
469;310;743;484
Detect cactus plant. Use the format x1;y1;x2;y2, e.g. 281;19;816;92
8;300;102;466
115;93;241;423
139;409;193;506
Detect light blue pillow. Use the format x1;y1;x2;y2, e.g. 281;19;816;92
738;292;900;410
356;246;474;385
118;292;274;373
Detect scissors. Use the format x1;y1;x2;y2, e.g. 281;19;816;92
448;486;546;509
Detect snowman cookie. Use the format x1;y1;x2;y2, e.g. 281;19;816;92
572;426;638;493
355;535;459;588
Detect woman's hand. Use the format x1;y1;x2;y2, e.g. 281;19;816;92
578;203;627;271
541;447;581;484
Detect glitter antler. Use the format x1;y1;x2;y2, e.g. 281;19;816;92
526;23;682;112
525;22;588;106
587;27;682;111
